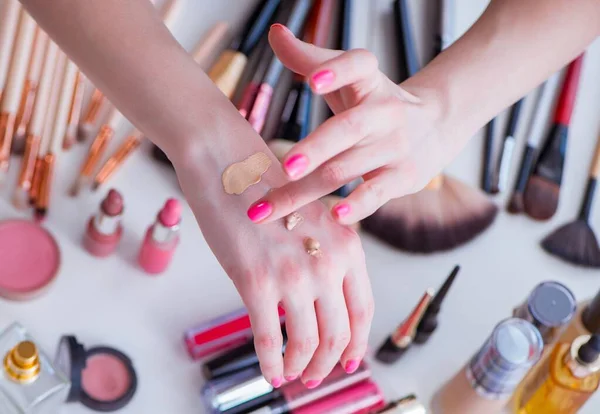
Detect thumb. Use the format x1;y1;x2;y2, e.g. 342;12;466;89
269;23;341;76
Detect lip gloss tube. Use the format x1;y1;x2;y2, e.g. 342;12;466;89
138;198;181;274
184;307;286;360
292;380;385;414
83;189;124;257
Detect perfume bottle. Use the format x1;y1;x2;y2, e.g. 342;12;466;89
0;323;70;413
431;318;543;414
523;334;600;414
511;281;577;411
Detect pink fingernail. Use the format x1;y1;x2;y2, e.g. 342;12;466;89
271;23;293;36
271;377;283;388
305;379;322;389
332;203;351;219
344;359;360;374
247;201;273;222
285;375;298;381
311;70;335;92
284;154;309;179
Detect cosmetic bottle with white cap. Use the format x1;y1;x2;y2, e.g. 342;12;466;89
0;322;70;413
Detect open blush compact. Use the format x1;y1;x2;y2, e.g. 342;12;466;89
54;335;138;411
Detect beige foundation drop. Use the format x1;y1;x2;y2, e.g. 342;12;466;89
285;212;303;231
222;152;271;195
303;237;321;257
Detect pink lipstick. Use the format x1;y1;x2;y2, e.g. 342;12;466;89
83;189;124;257
138;198;181;274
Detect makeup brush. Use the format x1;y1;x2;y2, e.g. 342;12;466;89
507;72;561;214
363;175;498;253
0;0;21;100
12;27;48;154
490;98;526;194
524;54;584;221
71;107;127;196
0;9;36;180
92;130;143;191
246;0;313;134
237;41;274;119
208;0;282;99
375;289;434;364
414;265;460;344
481;119;496;193
13;39;59;210
394;0;419;78
36;58;78;221
78;0;184;141
274;0;335;141
541;135;600;268
63;70;85;150
191;21;229;71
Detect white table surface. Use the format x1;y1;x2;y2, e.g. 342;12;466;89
0;0;599;413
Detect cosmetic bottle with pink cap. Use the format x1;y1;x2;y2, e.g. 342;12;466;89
138;198;181;274
83;189;124;257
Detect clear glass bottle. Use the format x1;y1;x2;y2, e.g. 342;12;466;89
523;334;600;414
0;323;70;413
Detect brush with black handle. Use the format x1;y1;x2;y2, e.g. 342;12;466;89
541;134;600;268
491;98;526;194
507;72;561;214
523;54;585;221
481;119;496;193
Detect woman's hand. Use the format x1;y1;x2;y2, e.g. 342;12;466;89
175;153;374;388
247;24;456;226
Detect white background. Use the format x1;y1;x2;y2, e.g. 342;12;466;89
0;0;599;413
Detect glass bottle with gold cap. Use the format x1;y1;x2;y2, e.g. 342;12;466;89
0;322;69;413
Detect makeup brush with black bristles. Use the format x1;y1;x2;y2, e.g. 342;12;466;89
363;175;498;253
541;135;600;268
507;72;561;214
523;54;584;221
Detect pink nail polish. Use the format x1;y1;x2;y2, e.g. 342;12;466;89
284;154;308;179
305;379;322;389
271;377;283;388
247;201;273;222
311;70;335;91
344;359;360;374
332;203;351;219
285;374;298;382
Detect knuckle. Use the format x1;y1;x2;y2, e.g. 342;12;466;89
354;48;379;70
338;111;365;138
289;336;319;355
320;162;347;187
353;300;375;325
278;186;300;210
362;181;387;207
279;258;305;286
256;333;283;352
240;264;272;294
325;332;351;353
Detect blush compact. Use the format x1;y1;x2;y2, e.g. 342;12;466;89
55;335;138;411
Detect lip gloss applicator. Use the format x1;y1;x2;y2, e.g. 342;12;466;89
138;199;182;274
0;9;36;180
83;189;124;257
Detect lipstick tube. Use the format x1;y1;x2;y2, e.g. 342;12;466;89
184;307;286;360
83;189;124;257
138;198;182;274
0;10;36;177
249;362;372;414
12;27;48;154
0;0;21;100
93;131;142;191
292;380;384;414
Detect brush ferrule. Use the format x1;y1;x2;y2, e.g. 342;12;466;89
535;124;569;184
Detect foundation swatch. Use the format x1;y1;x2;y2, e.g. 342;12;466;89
285;212;303;231
222;152;272;195
304;237;322;257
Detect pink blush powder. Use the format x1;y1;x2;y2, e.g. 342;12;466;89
82;354;131;402
0;220;60;299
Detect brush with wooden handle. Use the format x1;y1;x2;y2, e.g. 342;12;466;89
523;54;585;221
541;133;600;268
208;0;282;99
13;39;59;210
0;0;21;100
63;69;85;150
12;27;48;154
507;72;561;214
92;130;143;191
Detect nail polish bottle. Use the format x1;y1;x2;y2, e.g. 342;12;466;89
431;318;543;414
138;198;181;274
0;322;70;413
414;265;460;344
510;281;577;412
522;334;600;414
83;189;124;257
376;289;434;363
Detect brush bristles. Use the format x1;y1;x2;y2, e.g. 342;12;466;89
542;220;600;268
507;192;524;214
362;176;498;253
523;176;560;221
77;123;94;142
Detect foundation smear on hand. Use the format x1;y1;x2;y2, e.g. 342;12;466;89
222;152;272;195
